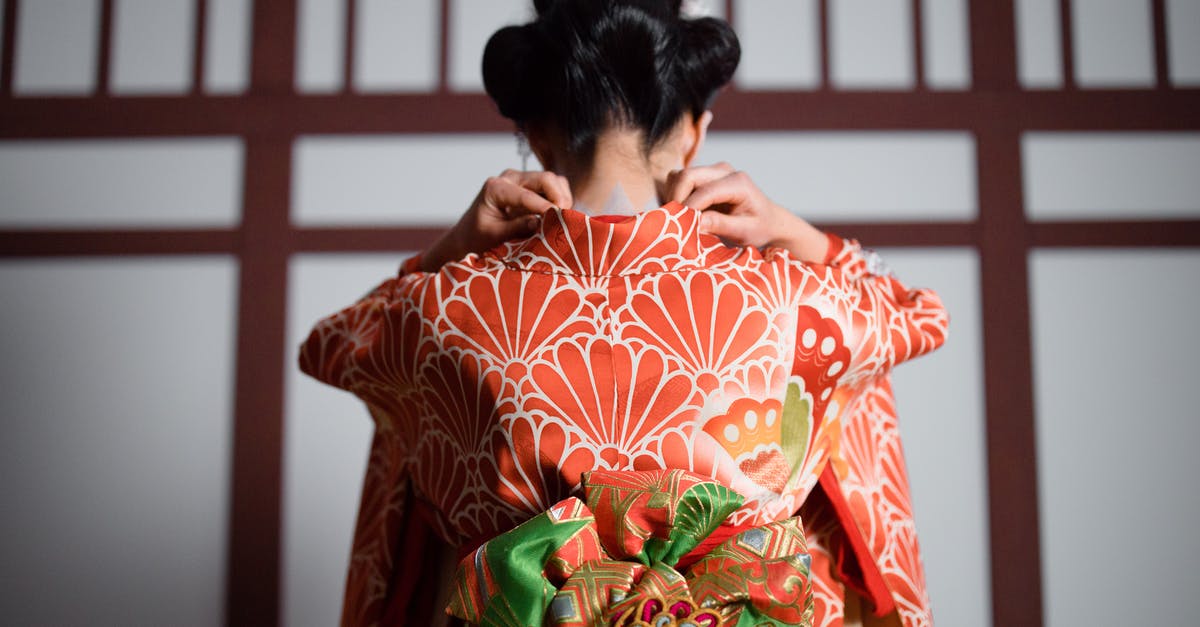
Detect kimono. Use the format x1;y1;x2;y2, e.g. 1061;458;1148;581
300;201;948;626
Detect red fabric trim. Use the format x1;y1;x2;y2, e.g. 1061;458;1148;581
591;214;635;224
399;254;422;275
822;233;846;265
817;467;896;618
591;201;686;225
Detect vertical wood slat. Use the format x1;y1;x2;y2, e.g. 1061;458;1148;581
344;0;356;92
911;0;925;89
96;0;114;94
1151;0;1170;89
228;136;291;627
0;0;16;95
192;0;207;94
976;127;1045;627
968;2;1044;627
817;0;831;89
964;1;1041;624
439;0;450;92
1058;0;1075;89
970;0;1018;90
226;2;296;625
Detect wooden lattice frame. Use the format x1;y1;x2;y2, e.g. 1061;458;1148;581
1;1;1197;624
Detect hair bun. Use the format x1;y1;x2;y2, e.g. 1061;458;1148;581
482;1;740;162
677;16;741;109
482;24;543;122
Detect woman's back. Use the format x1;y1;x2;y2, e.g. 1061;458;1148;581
299;1;950;624
300;201;946;623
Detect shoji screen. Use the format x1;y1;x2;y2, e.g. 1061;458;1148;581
2;2;1196;626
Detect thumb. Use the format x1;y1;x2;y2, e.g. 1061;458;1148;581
699;211;754;245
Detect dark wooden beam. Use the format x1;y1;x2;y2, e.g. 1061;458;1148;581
970;1;1045;625
225;2;296;625
1059;0;1076;89
0;0;16;95
3;89;1199;138
0;228;236;256
96;0;114;94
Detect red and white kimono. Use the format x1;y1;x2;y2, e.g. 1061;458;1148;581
300;201;948;626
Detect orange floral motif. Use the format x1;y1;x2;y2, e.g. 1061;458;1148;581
299;202;948;626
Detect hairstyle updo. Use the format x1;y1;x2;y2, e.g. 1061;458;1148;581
482;0;740;164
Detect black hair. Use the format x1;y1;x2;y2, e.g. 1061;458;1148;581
482;0;740;164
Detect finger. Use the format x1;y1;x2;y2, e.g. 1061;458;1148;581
494;212;542;241
518;171;573;211
664;163;736;204
698;210;755;244
682;171;753;213
485;177;558;217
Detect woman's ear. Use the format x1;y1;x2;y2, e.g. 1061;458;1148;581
682;110;713;168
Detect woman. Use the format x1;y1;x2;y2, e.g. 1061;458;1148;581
300;1;947;625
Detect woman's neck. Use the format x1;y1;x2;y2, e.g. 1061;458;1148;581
561;132;668;216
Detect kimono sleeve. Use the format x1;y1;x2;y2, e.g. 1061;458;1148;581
297;254;427;396
817;233;949;384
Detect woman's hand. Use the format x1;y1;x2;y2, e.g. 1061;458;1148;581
419;170;572;272
664;163;829;263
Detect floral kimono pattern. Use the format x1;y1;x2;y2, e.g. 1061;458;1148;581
300;202;948;626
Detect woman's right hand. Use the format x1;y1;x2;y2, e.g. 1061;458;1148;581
419;170;572;272
664;163;829;263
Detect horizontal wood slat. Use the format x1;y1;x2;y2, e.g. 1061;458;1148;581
3;90;1200;138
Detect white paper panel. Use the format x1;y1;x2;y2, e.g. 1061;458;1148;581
204;0;252;93
354;0;438;92
698;131;977;221
732;0;820;89
829;0;914;89
882;248;990;627
284;254;406;627
110;0;195;94
1072;0;1155;87
923;0;971;88
13;0;100;94
449;0;530;92
297;0;346;92
1031;250;1200;626
1024;133;1200;219
293;134;523;225
1168;0;1200;85
0;138;243;227
0;257;236;626
1016;0;1064;88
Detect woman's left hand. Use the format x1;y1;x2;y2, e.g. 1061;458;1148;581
664;163;829;263
420;169;572;272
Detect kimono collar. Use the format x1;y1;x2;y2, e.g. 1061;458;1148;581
503;201;721;277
